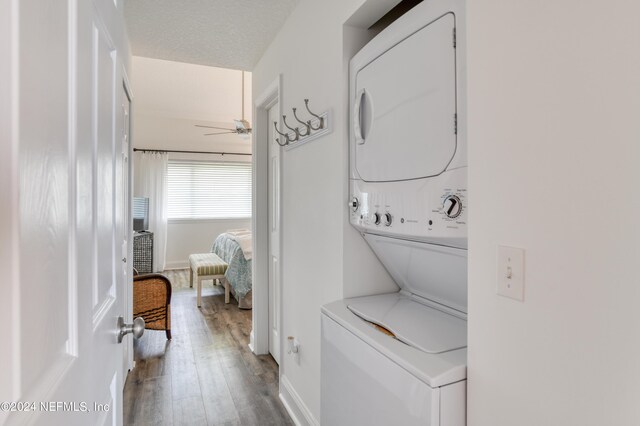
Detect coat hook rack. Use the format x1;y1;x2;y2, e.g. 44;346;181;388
273;121;292;147
272;98;332;150
292;108;311;137
282;115;300;142
304;99;324;131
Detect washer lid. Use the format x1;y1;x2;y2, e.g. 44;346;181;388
363;233;468;314
347;293;467;354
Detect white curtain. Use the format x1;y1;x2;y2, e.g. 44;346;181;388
134;151;168;272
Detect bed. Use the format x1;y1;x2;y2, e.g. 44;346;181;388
211;230;252;309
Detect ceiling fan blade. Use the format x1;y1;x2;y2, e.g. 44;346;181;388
195;124;234;131
203;131;237;136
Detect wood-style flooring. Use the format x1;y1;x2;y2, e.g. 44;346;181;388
123;269;292;426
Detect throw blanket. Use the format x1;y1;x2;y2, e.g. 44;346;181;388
211;233;252;299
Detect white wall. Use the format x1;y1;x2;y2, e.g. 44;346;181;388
252;0;399;422
132;57;253;269
133;57;252;122
466;1;640;425
132;56;252;154
165;219;251;269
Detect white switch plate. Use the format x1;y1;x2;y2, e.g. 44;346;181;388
497;245;525;301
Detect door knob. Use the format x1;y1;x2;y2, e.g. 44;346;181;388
117;316;145;343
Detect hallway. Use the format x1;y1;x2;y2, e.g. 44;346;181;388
123;270;292;426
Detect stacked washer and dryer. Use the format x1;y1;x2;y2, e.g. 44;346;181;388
321;1;467;425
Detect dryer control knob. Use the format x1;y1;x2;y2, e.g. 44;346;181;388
349;197;359;212
384;213;392;226
373;213;381;225
443;195;462;219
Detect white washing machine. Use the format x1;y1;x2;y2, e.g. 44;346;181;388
321;1;467;425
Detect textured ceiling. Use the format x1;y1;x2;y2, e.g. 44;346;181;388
124;0;299;70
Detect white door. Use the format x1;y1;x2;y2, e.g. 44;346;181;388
268;102;282;363
0;1;131;425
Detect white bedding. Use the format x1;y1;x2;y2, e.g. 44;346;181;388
225;228;252;260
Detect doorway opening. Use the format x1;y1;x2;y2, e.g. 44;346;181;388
124;62;288;424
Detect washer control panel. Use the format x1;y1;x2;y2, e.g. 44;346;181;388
349;168;467;247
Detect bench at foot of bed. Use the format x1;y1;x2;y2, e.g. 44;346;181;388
188;253;229;308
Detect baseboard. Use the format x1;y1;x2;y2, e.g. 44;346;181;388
279;374;319;426
164;260;189;270
248;330;255;353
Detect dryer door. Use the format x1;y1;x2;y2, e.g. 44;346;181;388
354;12;457;182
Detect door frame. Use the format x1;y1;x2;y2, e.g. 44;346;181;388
266;94;281;364
122;71;135;374
251;75;283;359
0;1;19;418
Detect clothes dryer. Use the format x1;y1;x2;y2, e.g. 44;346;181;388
322;1;467;424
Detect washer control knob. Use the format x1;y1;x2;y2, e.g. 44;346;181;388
443;195;462;219
384;213;392;226
373;212;381;225
349;197;359;212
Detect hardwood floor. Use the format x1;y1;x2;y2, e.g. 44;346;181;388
124;270;292;426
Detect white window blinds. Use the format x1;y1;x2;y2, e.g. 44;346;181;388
167;160;252;219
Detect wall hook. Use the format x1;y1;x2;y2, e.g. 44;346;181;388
292;108;311;137
282;115;300;142
304;99;324;131
273;121;291;146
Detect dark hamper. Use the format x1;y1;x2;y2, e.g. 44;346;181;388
133;231;153;273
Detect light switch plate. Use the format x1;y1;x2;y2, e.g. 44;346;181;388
497;245;525;301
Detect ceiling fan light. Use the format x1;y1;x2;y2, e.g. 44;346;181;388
198;71;252;139
234;119;252;133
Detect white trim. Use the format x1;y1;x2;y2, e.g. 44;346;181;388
0;1;21;418
248;330;256;353
122;72;134;374
283;109;333;151
10;0;20;401
164;260;190;270
279;375;319;426
251;75;283;356
67;0;79;358
9;0;21;402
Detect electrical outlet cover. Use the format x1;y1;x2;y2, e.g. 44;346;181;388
497;245;525;301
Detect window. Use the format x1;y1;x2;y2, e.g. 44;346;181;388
167;160;252;219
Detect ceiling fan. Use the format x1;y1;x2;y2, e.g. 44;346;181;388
195;70;252;139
